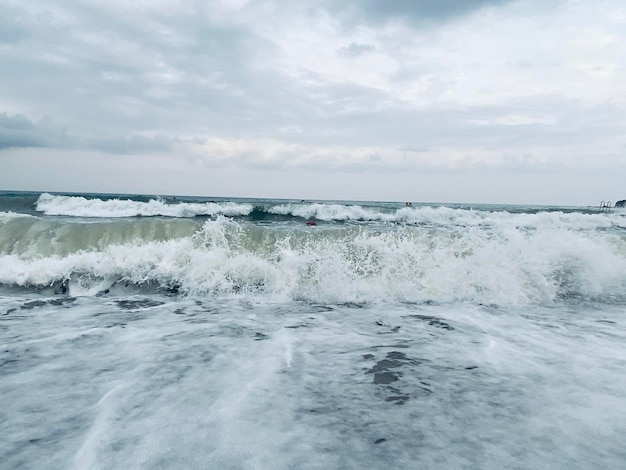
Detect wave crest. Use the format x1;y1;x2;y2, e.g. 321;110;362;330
36;193;254;218
2;216;625;306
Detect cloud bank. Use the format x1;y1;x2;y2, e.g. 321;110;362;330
1;0;625;204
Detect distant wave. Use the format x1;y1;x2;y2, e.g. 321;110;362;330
268;203;397;221
33;194;626;231
35;193;254;218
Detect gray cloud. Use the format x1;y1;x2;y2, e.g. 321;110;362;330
0;3;30;44
327;0;516;25
0;112;172;154
0;0;624;204
0;0;534;150
338;42;377;58
0;0;281;137
86;134;173;154
0;113;69;149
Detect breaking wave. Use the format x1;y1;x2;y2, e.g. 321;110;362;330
36;193;254;218
1;214;625;306
33;194;626;231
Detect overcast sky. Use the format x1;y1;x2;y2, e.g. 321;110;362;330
1;0;625;204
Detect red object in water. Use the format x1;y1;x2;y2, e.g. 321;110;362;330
306;220;317;226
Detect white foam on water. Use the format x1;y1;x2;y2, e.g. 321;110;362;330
270;202;626;229
33;194;626;231
0;211;36;221
35;193;253;218
71;382;130;470
2;293;626;468
7;295;626;469
270;203;395;221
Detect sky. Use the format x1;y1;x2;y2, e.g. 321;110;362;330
1;0;625;205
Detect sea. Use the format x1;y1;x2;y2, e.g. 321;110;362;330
1;191;626;469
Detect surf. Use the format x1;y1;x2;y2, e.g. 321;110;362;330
1;214;625;306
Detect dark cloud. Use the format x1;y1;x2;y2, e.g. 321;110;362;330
0;113;69;149
0;112;172;154
0;0;287;140
0;3;30;44
0;113;34;130
336;0;515;24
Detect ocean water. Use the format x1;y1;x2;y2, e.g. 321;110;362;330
1;191;626;469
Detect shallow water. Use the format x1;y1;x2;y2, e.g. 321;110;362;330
2;294;626;469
